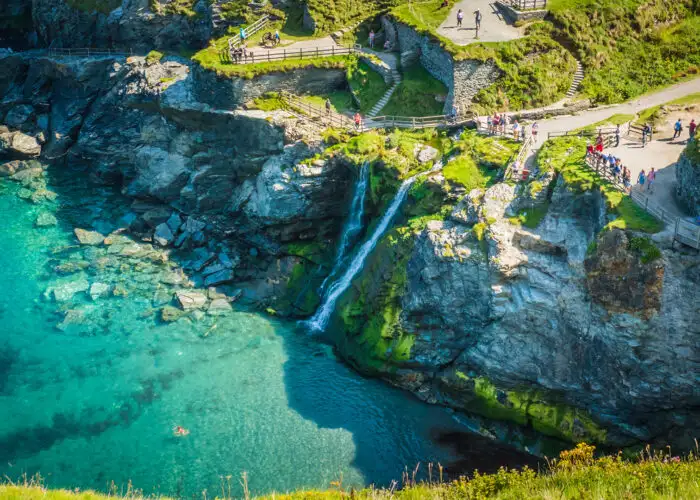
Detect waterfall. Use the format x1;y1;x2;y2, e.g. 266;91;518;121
308;161;443;332
319;161;370;294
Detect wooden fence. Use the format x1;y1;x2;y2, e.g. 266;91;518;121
226;14;270;54
279;92;356;130
369;112;475;130
505;0;548;10
584;156;700;250
227;45;356;65
505;135;533;180
47;48;132;57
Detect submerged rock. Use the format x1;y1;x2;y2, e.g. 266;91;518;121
46;277;90;302
35;212;57;227
154;222;174;246
208;298;232;315
175;290;208;310
74;228;105;246
204;269;234;287
89;282;111;301
161;305;185;322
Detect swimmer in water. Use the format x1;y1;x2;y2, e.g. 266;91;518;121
173;425;189;436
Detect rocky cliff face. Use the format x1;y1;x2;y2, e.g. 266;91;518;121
336;170;700;452
676;148;700;216
13;0;212;51
0;51;354;307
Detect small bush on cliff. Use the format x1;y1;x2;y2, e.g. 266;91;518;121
145;50;164;65
629;236;663;263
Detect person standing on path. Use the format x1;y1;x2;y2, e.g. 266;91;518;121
325;98;332;116
274;30;281;46
673;118;682;139
474;9;482;37
642;123;652;147
647;167;656;193
531;121;539;142
690;119;697;140
369;30;375;49
615;125;621;147
457;9;464;28
512;120;520;141
239;26;246;44
354;112;362;131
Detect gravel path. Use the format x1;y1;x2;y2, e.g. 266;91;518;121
437;0;522;45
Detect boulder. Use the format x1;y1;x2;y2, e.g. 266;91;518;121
127;146;190;202
47;277;90;302
181;216;205;233
11;167;43;183
154;222;174;246
74;228;105;245
450;189;483;226
166;212;182;233
416;145;439;164
175;290;208;310
204;269;234;287
141;206;172;228
35;212;57;227
1;130;41;157
208;298;233;315
89;282;111;300
161;305;185;322
5;104;35;129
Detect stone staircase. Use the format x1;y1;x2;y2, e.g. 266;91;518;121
367;69;401;118
566;59;584;98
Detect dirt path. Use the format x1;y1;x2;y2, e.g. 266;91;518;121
437;0;522;45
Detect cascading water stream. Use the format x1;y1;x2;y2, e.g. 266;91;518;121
308;161;443;332
319;161;370;294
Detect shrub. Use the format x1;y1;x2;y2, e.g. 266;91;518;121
145;50;164;65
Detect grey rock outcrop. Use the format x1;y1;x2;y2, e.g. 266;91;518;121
676;149;700;216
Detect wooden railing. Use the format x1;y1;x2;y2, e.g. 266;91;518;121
47;47;133;57
226;14;270;54
505;135;533;180
584;156;700;250
227;45;357;65
505;0;548;10
279;92;356;130
369;112;476;130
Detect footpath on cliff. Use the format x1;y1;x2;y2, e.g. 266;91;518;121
437;0;523;44
514;78;700;221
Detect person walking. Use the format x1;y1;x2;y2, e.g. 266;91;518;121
450;104;458;123
690;119;697;140
354;112;362;131
512;120;520;141
642;123;652;147
457;9;464;28
369;30;375;49
647;167;656;193
239;26;246;44
274;30;281;46
531;121;539;142
325;98;332;116
615;125;621;147
637;169;646;188
486;114;492;134
673;118;682;139
474;9;482;36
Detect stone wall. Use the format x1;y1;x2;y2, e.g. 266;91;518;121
192;65;347;109
676;150;700;216
360;55;393;85
391;18;502;113
495;1;548;24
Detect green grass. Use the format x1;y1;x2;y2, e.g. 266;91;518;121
347;60;389;113
443;155;499;191
191;36;354;78
537;137;664;233
453;130;521;169
574;113;635;134
149;0;198;17
635;92;700;126
510;203;550;228
65;0;121;14
390;0;454;34
380;63;447;117
305;0;403;34
550;1;700;104
302;91;356;114
6;443;700;499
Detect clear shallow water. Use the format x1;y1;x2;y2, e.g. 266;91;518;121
0;166;460;497
0;165;532;497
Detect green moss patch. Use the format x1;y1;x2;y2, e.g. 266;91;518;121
443;155;499;191
380;63;448;117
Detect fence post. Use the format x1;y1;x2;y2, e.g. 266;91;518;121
268;51;270;62
284;49;286;60
316;47;319;58
300;48;303;59
332;45;335;56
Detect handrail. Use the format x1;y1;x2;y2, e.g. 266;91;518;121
584;156;700;250
370;111;476;130
505;135;533;180
227;45;356;65
279;91;355;130
227;14;270;54
47;47;133;57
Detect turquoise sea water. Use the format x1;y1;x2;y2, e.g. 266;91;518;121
0;164;530;497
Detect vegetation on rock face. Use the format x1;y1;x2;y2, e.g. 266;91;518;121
149;0;199;17
305;0;403;34
6;443;700;498
449;372;607;444
536;137;663;233
145;50;164;65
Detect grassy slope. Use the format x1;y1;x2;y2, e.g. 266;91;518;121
4;444;700;499
381;63;448;116
347;60;389;113
549;0;700;104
